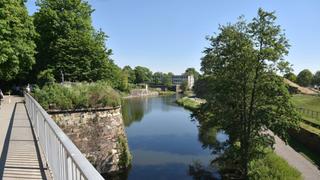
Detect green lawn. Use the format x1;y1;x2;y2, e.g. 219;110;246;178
291;94;320;112
291;94;320;126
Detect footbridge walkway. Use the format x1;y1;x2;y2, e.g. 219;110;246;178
0;95;104;180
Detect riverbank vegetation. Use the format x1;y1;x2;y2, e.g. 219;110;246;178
176;97;203;111
248;150;301;179
32;82;120;110
157;90;176;96
193;9;301;178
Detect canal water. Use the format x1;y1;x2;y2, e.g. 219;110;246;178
117;95;222;179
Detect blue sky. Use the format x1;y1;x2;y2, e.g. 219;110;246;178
26;0;320;75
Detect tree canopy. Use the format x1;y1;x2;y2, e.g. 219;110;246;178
0;0;37;81
283;72;297;83
194;8;300;178
313;71;320;86
134;66;152;84
297;69;313;87
153;72;164;84
184;68;200;80
123;65;136;84
33;0;121;86
162;73;173;87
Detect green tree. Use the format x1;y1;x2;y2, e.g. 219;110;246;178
181;80;188;92
297;69;313;87
37;68;55;86
0;0;37;81
194;9;300;178
33;0;120;85
118;71;129;91
153;72;163;84
123;65;136;84
313;71;320;86
283;72;297;83
184;68;200;80
162;73;173;87
134;66;152;84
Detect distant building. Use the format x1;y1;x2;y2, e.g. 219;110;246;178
172;75;194;89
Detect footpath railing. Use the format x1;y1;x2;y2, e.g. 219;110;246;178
25;93;104;180
296;107;320;119
295;107;320;129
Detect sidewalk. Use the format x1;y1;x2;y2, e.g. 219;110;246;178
274;134;320;180
0;96;51;179
0;96;21;156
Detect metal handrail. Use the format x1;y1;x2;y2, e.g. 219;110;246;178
24;93;104;180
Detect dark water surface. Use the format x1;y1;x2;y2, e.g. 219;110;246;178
111;95;223;179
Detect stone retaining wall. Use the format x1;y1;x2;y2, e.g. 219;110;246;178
289;128;320;154
124;89;159;98
50;107;131;174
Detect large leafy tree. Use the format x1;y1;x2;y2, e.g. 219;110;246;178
194;9;300;178
297;69;313;87
0;0;37;81
134;66;152;84
123;65;136;84
313;71;320;86
33;0;120;85
283;72;297;83
184;67;200;80
153;72;163;84
163;72;173;87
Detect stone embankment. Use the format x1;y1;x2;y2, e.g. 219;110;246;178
50;107;131;174
124;89;158;98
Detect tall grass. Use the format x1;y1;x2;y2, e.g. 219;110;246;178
248;150;302;180
32;82;120;110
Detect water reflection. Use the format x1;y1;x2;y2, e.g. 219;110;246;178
188;161;220;180
118;95;226;180
121;97;152;126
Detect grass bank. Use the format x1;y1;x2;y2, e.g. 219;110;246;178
32;82;120;110
248;150;302;180
291;94;320;127
176;97;203;111
291;94;320;112
158;90;176;96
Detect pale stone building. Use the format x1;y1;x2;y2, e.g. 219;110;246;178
172;75;195;89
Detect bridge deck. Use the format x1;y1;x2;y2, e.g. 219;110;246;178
0;96;52;180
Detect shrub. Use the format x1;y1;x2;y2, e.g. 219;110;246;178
32;82;120;110
37;69;56;86
248;151;301;180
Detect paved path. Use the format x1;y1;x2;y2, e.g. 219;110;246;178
0;96;51;180
274;134;320;180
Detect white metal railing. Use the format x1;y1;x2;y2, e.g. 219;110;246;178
25;93;104;180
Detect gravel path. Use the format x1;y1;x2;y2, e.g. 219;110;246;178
274;134;320;180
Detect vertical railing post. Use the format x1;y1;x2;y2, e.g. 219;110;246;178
36;109;40;139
